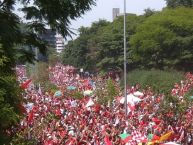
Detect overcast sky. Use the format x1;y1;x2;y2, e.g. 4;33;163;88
70;0;166;31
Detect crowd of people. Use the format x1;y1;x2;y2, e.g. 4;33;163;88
15;64;193;145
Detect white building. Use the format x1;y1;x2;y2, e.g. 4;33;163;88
112;8;130;21
55;33;65;53
112;8;120;21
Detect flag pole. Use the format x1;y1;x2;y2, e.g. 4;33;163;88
124;0;127;116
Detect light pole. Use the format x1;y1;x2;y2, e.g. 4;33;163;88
124;0;127;116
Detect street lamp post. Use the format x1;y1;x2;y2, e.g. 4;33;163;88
124;0;127;116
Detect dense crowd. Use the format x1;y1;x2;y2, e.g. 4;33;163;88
16;64;193;145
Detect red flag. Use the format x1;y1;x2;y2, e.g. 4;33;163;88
152;135;160;141
28;111;34;123
152;117;161;125
123;135;132;143
66;138;75;145
20;79;32;89
104;136;112;145
94;104;100;113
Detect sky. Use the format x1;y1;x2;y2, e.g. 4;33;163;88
70;0;166;33
15;0;166;40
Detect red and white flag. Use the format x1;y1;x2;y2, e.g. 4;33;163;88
125;131;147;145
128;102;135;113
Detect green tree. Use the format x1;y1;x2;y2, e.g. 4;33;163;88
165;0;193;7
62;36;89;68
62;15;145;73
62;19;110;71
130;8;193;71
144;8;158;17
0;44;22;143
48;47;59;66
96;79;119;105
33;62;49;85
0;0;96;143
93;14;145;72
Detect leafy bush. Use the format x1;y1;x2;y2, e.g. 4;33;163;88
96;79;119;105
44;82;58;93
11;131;38;145
0;45;23;144
124;69;184;94
26;62;58;93
26;62;49;85
72;91;84;100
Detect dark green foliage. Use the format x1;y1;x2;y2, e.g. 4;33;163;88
165;0;193;7
62;15;145;72
144;8;158;17
48;47;60;66
72;91;84;100
62;19;110;71
106;79;119;103
0;0;96;143
0;44;22;144
0;9;46;60
126;69;184;94
27;62;55;91
96;79;118;105
34;62;49;85
92;15;145;72
11;131;38;145
44;82;58;93
19;0;96;37
130;8;193;71
62;8;193;73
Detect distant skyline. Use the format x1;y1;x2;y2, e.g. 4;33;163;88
70;0;166;33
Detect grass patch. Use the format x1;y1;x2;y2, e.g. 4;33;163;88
124;69;184;94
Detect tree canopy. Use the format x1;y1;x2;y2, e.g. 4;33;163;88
0;0;96;143
165;0;193;7
62;15;145;72
130;7;193;71
62;19;111;71
0;44;23;143
62;7;193;73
